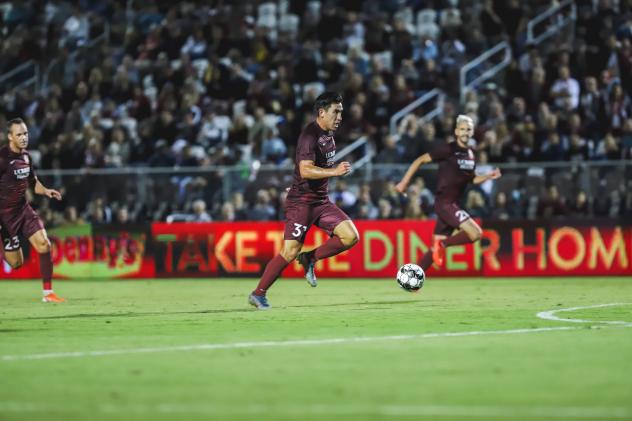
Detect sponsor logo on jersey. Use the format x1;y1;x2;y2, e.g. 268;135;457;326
13;167;30;179
457;159;475;170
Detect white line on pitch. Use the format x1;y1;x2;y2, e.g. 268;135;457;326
3;303;630;362
0;326;586;362
536;303;632;325
1;401;631;418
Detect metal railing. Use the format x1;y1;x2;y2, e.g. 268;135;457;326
35;160;630;216
0;61;40;95
389;88;444;135
526;0;577;45
459;41;512;103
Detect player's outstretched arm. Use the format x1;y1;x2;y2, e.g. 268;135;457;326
299;160;351;180
34;178;63;200
473;168;502;185
395;153;432;193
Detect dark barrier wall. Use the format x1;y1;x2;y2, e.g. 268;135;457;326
1;220;630;279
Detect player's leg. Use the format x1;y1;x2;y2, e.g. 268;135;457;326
2;248;24;269
28;228;65;303
20;206;66;303
249;239;302;309
442;219;483;247
430;204;481;266
418;214;451;271
297;204;358;286
316;219;359;259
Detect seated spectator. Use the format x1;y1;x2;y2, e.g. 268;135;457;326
538;185;567;218
568;191;591;217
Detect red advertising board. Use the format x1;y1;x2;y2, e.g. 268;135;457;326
151;220;480;278
481;220;632;276
1;220;631;279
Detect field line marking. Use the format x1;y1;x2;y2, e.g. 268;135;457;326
536;303;632;325
1;401;631;418
3;303;631;362
0;326;585;362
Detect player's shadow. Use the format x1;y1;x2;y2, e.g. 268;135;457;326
11;308;256;321
285;299;422;309
10;299;421;321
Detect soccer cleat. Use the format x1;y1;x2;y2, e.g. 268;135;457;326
432;239;446;267
297;252;317;287
248;293;271;310
42;292;66;303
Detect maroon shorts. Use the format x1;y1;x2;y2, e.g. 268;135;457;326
0;205;45;251
283;199;350;242
433;201;471;237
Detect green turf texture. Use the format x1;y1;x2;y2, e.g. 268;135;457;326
1;277;632;420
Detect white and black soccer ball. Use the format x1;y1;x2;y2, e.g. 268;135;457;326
396;263;425;292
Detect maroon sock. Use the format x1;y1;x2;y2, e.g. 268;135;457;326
419;251;434;272
253;254;290;296
313;236;347;261
40;252;53;290
442;231;474;247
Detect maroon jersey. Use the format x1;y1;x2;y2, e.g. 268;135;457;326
429;141;476;204
0;145;36;211
287;121;337;204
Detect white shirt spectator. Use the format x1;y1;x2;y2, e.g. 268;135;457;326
550;66;580;109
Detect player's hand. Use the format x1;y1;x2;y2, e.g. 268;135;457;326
46;189;63;200
488;168;502;180
335;161;352;176
395;181;408;195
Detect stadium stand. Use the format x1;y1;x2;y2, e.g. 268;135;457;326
0;0;631;224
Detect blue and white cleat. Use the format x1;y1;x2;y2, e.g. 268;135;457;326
248;293;271;310
297;252;317;287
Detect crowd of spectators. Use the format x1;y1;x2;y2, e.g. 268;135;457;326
1;0;631;225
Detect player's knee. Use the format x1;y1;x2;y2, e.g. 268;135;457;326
345;232;359;248
8;260;23;269
280;249;299;262
36;239;51;253
468;226;483;242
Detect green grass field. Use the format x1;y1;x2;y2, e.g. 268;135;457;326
1;277;632;420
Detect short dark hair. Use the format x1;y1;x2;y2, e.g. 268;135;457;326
313;92;343;114
7;117;25;134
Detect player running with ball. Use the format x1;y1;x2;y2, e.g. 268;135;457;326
395;115;501;272
248;92;360;310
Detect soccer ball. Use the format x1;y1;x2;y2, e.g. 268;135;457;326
396;263;425;292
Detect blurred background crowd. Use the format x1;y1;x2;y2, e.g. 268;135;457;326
1;0;631;226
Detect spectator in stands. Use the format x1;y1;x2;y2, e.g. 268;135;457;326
376;134;403;164
568;191;591;217
191;199;212;222
595;133;622;160
148;139;176;167
231;192;249;221
465;190;489;218
115;206;132;224
538;185;567;218
248;190;276;221
220;202;236;222
550;65;580;110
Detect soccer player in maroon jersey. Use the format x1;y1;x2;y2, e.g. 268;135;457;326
0;118;65;302
395;115;501;272
249;92;360;309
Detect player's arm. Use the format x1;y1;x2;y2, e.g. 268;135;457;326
395;153;432;193
299;160;351;180
33;177;63;200
472;168;502;185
